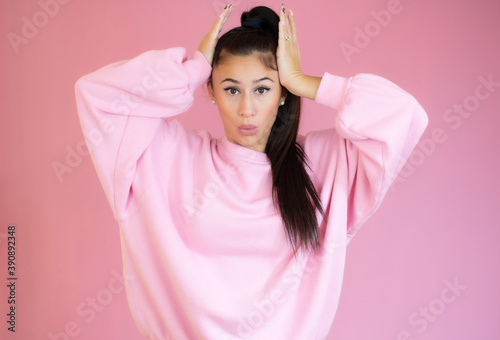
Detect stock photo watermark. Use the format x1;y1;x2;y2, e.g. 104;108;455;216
340;0;412;64
183;165;238;217
397;277;467;339
217;238;342;339
4;225;18;333
46;269;134;339
7;0;74;54
212;0;244;15
51;117;115;183
389;73;499;191
53;60;173;183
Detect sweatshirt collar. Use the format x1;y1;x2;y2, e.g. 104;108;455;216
219;134;270;164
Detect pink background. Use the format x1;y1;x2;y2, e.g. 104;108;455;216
1;0;499;339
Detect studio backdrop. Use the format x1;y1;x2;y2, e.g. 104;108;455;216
1;0;499;339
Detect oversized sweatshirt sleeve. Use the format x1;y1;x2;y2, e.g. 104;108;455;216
74;48;212;220
312;72;428;240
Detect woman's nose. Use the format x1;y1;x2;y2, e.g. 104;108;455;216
238;94;255;117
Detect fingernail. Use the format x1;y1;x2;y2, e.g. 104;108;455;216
290;9;293;16
282;3;285;13
229;4;233;8
224;5;227;9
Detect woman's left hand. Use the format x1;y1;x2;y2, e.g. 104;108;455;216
277;5;321;100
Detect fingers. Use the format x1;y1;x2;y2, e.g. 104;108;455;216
288;10;296;39
278;5;288;46
277;5;302;89
215;4;233;36
279;4;296;43
198;4;232;65
208;4;232;40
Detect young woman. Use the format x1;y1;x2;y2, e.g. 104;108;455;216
75;4;428;340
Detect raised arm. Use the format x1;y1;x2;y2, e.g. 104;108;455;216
276;4;321;100
317;72;428;239
74;6;233;220
278;6;428;240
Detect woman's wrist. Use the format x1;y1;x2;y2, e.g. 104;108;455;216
285;74;322;101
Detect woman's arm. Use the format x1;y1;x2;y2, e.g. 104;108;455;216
311;72;428;240
75;7;232;220
75;48;211;219
278;6;428;239
281;74;322;100
276;5;321;100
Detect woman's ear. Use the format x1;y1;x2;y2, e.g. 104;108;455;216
207;81;215;101
280;87;288;105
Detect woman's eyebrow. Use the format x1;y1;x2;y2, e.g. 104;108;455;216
220;77;275;84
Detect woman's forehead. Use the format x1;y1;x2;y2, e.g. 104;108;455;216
212;53;279;83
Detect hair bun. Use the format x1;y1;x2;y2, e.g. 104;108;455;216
241;17;262;29
240;6;279;36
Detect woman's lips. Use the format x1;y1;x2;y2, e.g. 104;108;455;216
238;124;257;136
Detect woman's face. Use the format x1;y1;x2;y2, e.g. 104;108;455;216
208;52;286;153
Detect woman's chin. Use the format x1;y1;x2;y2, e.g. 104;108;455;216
234;137;266;153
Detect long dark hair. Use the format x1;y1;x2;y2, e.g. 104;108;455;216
208;6;327;256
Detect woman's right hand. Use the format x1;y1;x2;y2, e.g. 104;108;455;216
198;4;233;65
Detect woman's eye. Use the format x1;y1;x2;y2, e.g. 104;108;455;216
224;88;239;95
223;87;269;95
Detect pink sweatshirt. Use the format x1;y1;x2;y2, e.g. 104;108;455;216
75;47;428;340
